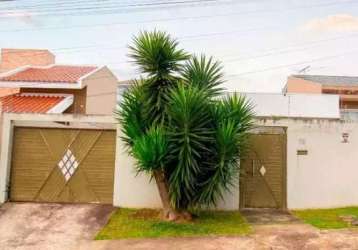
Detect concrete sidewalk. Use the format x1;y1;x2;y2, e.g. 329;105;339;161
0;202;114;250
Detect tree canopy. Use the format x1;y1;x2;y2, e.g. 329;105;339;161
117;30;254;219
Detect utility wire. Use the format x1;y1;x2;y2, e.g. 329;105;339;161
3;30;358;68
1;0;356;31
0;25;277;57
0;0;220;15
1;0;218;11
226;50;358;78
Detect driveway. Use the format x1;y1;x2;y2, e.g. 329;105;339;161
0;202;114;250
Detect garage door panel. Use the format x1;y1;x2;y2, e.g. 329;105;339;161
67;169;99;203
69;131;101;163
57;185;71;203
10;127;116;204
37;169;67;202
81;131;115;203
39;129;76;160
10;129;55;201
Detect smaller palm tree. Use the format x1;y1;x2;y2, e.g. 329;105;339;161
117;30;254;221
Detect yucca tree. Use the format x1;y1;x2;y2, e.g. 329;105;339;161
117;30;254;221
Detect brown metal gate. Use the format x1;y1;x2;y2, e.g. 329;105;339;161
240;128;287;209
9;127;116;204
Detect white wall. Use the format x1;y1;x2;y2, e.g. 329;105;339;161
114;125;162;208
259;118;358;209
242;93;340;119
115;117;358;210
114;125;239;210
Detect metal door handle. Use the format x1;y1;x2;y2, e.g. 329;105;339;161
252;159;255;176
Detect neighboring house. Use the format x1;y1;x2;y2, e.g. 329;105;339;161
0;93;73;149
284;75;358;109
0;49;119;205
0;48;55;97
0;48;55;73
241;92;340;119
0;93;73;114
0;48;118;115
0;113;116;204
284;75;358;120
0;64;118;115
117;80;131;104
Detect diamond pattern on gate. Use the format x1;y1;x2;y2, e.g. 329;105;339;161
259;165;266;176
57;149;79;182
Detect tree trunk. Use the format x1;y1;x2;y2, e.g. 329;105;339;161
153;169;192;222
153;169;178;221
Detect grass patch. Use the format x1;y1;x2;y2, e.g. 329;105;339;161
293;207;358;229
95;208;251;239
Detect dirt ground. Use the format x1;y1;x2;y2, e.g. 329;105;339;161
0;202;114;250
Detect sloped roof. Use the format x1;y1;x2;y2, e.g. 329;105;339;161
0;65;97;83
1;93;71;113
292;75;358;86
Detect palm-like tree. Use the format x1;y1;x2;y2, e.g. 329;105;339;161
117;30;254;221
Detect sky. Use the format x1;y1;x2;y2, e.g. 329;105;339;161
1;0;358;92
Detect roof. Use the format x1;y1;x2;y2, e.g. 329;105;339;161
0;65;97;83
1;48;55;59
292;75;358;87
2;48;53;53
1;93;73;113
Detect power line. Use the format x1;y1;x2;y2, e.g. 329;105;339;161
1;0;357;32
0;25;277;58
4;29;358;69
27;0;358;18
1;0;192;10
224;35;358;63
226;49;358;78
0;0;220;16
1;0;217;11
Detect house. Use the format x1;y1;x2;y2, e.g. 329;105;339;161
1;88;358;210
114;92;358;210
0;48;55;73
0;49;119;205
284;75;358;110
0;113;116;204
241;92;340;119
0;48;55;97
0;48;118;115
0;93;73;114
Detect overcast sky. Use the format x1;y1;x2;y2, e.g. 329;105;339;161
1;0;358;92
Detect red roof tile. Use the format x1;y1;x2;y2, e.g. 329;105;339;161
1;93;66;113
0;65;97;83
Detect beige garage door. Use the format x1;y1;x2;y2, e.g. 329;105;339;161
9;127;116;204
